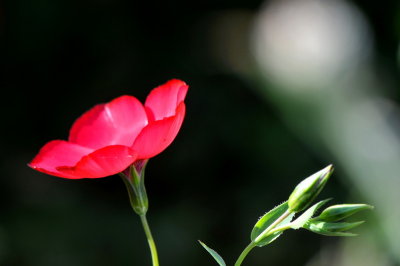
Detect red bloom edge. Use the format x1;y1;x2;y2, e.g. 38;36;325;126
29;79;188;179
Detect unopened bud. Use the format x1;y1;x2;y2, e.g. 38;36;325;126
317;204;373;222
304;220;363;236
288;165;333;213
307;220;364;232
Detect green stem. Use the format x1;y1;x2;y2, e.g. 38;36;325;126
140;214;160;266
234;242;256;266
266;223;292;235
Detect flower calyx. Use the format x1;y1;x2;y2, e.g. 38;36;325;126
120;160;149;215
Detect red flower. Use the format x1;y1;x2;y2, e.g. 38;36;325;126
29;79;188;179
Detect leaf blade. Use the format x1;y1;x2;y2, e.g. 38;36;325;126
251;201;294;246
199;241;226;266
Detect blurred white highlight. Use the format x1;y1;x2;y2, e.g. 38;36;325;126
252;0;371;90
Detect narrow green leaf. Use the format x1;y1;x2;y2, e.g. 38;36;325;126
251;202;288;240
199;241;226;266
290;199;331;229
251;201;294;246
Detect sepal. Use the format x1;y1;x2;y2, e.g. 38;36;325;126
120;160;149;215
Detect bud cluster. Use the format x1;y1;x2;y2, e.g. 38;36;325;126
251;164;373;245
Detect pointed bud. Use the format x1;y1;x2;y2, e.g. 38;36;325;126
317;204;373;222
288;165;334;213
304;220;364;236
307;220;365;232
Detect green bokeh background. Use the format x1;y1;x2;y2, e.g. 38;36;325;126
1;0;399;265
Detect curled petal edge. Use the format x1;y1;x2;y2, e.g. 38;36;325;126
133;102;186;159
145;79;188;121
57;145;138;179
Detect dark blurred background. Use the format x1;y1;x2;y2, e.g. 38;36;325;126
1;0;400;265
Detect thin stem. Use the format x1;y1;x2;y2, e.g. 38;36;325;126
266;223;292;235
140;214;160;266
234;242;256;266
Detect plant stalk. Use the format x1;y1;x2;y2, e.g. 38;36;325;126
234;242;256;266
140;214;160;266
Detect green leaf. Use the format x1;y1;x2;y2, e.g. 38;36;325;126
251;201;294;246
290;199;331;229
199;241;226;266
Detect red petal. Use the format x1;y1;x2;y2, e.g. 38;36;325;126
145;79;188;121
28;140;93;179
69;96;148;149
132;102;186;159
57;145;137;178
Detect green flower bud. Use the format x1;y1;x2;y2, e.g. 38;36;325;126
288;165;333;213
317;204;373;222
306;220;365;232
304;220;364;236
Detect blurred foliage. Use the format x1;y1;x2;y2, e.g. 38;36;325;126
1;0;399;265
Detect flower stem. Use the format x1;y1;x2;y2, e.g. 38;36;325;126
140;214;160;266
234;242;256;266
